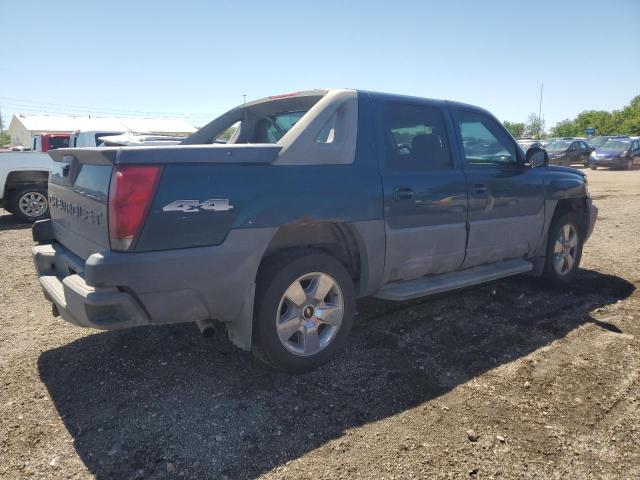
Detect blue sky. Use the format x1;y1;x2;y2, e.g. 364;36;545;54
1;0;638;129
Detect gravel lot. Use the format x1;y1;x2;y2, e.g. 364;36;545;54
1;168;639;479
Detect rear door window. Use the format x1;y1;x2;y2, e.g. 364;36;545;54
382;103;452;171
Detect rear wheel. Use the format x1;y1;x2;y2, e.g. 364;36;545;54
9;185;49;222
543;212;583;285
253;249;355;372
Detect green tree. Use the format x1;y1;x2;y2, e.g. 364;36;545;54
524;113;545;139
503;121;525;138
549;95;640;137
0;109;9;146
618;95;640;135
551;119;578;137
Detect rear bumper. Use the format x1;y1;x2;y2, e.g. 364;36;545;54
33;243;151;329
32;226;277;349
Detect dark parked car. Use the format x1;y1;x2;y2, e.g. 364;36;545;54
545;139;593;166
588;138;640;170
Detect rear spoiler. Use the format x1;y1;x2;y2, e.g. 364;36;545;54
49;144;283;165
49;148;118;164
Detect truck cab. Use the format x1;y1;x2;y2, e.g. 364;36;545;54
31;133;71;153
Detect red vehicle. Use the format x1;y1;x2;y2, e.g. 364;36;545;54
32;133;70;152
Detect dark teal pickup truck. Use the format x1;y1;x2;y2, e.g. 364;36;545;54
32;89;597;372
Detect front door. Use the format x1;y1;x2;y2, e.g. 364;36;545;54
380;101;468;282
451;108;546;268
569;140;589;165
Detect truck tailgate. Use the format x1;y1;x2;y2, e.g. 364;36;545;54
47;144;281;259
48;150;114;259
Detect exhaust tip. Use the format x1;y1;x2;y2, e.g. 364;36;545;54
196;319;216;338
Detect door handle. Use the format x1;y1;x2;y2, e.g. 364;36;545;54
473;183;489;195
393;187;414;200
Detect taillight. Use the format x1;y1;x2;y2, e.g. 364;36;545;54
108;165;163;251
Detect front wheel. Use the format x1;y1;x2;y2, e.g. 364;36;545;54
9;184;49;222
252;249;355;372
543;212;583;285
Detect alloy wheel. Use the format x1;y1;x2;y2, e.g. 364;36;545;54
276;272;344;356
18;192;48;218
553;224;578;276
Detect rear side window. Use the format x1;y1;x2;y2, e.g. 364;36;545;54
456;111;517;166
383;103;452;171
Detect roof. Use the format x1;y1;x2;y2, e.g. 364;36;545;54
9;114;197;134
9;114;85;132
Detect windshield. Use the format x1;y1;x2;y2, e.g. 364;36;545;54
545;140;572;152
601;140;630;151
587;137;609;147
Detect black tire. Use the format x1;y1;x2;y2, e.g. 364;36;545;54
543;212;583;285
8;184;49;222
252;248;355;373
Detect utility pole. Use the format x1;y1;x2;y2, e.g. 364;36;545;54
538;83;544;139
242;94;247;104
0;103;4;136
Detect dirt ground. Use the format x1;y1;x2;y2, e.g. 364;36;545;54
0;168;639;479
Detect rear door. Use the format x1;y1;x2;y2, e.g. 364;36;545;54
450;108;545;268
379;100;468;282
575;141;590;164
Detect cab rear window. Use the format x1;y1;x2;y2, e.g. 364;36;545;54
254;111;306;143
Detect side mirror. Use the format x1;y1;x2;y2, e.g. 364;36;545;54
526;146;548;168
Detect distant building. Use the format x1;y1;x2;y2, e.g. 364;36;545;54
7;114;197;147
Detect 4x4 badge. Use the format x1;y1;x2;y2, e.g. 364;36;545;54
162;199;234;212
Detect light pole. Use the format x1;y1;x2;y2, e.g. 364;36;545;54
538;83;544;139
